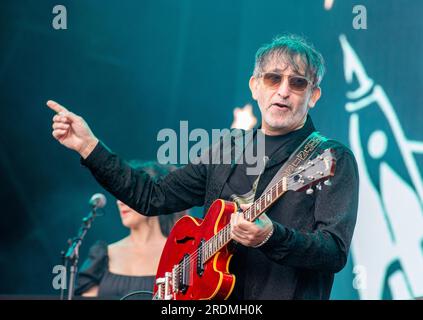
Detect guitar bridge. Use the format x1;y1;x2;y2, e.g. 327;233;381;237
155;271;173;300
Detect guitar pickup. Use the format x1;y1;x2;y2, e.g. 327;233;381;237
178;254;190;294
196;239;205;277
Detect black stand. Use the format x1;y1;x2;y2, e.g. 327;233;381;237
60;209;98;300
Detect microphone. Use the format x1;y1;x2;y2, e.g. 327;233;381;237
64;193;107;300
89;193;107;209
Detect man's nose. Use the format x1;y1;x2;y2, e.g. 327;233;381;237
276;78;290;98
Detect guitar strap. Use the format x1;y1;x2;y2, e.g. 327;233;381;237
261;131;328;196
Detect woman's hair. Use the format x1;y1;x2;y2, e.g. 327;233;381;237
127;160;185;237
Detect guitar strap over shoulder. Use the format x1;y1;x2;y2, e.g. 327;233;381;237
262;131;328;195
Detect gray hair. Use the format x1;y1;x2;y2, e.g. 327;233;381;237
253;34;325;86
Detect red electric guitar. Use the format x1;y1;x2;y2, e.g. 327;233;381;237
153;148;336;300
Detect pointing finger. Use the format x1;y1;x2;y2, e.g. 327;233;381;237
46;100;69;114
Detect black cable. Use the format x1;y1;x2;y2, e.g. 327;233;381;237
119;290;154;300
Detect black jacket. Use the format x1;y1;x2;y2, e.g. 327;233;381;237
81;116;359;299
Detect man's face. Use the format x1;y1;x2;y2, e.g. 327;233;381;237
249;56;321;135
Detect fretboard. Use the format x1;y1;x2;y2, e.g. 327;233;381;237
202;177;287;262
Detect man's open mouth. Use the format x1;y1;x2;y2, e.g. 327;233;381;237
271;103;290;109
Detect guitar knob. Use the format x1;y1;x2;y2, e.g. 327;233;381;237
306;187;314;195
324;179;332;186
316;183;322;191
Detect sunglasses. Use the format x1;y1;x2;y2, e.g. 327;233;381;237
259;72;313;92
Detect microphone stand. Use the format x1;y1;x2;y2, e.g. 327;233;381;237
61;207;98;300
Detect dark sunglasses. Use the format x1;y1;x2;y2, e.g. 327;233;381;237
260;72;313;92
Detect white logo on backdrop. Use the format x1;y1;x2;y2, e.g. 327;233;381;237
340;34;423;300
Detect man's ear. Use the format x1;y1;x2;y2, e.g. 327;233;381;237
308;86;321;109
249;76;258;100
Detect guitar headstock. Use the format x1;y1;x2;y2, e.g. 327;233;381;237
287;148;336;192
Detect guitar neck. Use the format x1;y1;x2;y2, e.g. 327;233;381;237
203;177;287;262
243;177;287;222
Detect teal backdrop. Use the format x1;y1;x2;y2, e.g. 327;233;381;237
0;0;422;299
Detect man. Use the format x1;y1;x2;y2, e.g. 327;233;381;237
48;34;359;299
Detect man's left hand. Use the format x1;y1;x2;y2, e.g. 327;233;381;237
230;203;274;247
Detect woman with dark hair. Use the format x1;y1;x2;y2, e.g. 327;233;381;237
75;161;185;299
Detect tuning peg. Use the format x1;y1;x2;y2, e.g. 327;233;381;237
316;182;322;191
306;187;314;195
324;179;332;186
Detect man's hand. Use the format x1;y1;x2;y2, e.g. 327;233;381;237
46;100;99;159
230;203;274;247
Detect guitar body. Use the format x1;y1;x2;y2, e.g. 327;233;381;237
154;199;237;300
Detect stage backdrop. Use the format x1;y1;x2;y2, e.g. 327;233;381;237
0;0;422;299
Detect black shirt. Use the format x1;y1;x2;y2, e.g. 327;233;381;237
75;241;155;300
